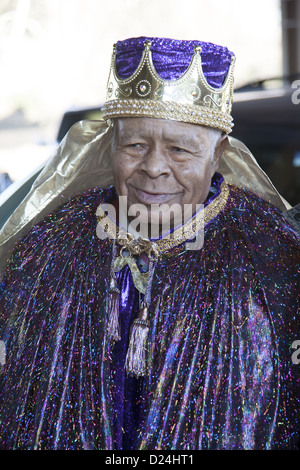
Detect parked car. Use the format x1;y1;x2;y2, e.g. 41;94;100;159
231;76;300;206
0;107;103;230
56;107;103;143
0;173;12;194
0;77;299;230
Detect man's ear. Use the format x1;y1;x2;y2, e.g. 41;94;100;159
211;133;228;172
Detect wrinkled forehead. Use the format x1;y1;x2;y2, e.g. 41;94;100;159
113;117;218;147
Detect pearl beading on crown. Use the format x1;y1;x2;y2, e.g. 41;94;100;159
102;40;235;134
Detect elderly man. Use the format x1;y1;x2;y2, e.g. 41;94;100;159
0;37;299;450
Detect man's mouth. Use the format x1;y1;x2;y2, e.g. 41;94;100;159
133;187;181;205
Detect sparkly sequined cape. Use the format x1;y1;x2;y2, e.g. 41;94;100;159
0;180;299;450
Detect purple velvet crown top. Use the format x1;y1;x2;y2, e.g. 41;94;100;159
115;36;235;89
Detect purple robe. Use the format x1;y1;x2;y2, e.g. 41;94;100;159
0;176;299;450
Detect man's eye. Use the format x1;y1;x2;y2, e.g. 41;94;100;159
128;143;142;148
171;146;187;153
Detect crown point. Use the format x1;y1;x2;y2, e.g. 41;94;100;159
194;45;202;53
144;40;152;50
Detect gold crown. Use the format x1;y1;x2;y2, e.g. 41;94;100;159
102;40;235;133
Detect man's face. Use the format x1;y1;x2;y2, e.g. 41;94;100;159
112;117;225;235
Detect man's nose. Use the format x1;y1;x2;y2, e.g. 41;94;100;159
139;147;171;178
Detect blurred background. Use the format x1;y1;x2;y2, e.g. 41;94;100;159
0;0;299;220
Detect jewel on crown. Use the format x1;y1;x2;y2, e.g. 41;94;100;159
102;40;236;133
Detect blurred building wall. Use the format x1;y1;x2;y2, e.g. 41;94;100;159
281;0;300;75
